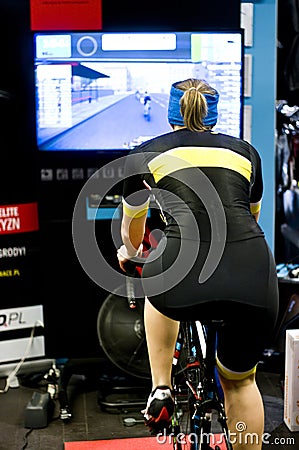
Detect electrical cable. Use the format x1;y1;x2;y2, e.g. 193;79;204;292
0;320;44;394
21;427;33;450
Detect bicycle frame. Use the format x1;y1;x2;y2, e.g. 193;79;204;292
171;320;232;450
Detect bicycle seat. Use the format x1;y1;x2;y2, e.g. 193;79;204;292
197;319;225;328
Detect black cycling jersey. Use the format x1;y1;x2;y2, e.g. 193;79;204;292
123;129;264;242
122;128;279;374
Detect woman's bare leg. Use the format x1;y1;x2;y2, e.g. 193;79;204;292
144;297;179;390
219;373;264;450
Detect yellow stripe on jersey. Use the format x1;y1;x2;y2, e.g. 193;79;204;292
122;198;150;218
147;147;252;183
250;201;262;214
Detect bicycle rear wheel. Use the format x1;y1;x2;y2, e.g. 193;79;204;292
171;321;232;450
171;322;205;450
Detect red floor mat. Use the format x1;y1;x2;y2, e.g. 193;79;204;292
64;437;174;449
64;434;227;449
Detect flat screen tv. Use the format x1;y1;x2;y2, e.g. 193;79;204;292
33;31;243;154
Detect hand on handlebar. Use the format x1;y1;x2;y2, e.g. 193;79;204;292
117;243;143;273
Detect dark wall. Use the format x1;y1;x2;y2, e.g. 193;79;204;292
0;0;241;359
101;0;240;31
277;0;299;104
0;0;37;203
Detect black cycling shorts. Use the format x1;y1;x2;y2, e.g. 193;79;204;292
142;236;279;378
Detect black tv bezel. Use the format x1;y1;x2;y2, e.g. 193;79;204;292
33;28;244;162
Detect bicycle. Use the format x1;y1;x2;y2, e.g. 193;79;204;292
170;319;233;450
108;257;233;449
118;262;232;449
143;100;151;120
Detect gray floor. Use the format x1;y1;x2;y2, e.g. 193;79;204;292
0;363;298;450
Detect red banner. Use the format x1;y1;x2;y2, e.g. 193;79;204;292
30;0;102;31
0;203;39;235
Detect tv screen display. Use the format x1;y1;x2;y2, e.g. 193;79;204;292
33;31;243;153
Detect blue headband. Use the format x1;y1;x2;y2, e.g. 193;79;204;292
167;83;219;127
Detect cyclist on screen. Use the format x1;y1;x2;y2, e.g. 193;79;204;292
143;91;151;105
117;78;279;450
143;91;151;119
